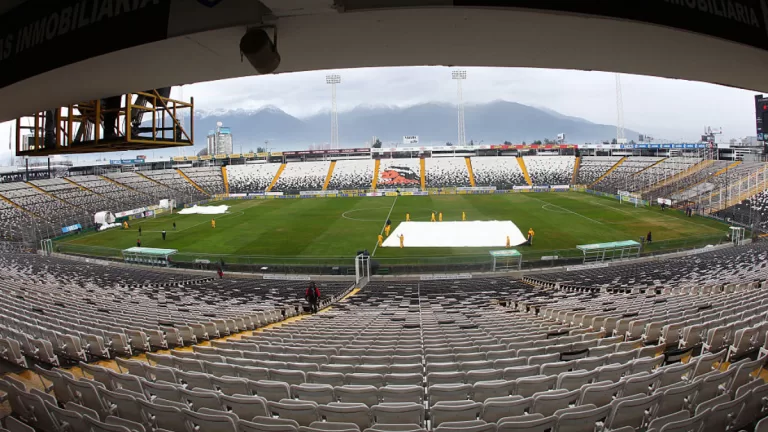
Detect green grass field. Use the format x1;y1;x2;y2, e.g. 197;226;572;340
55;192;730;267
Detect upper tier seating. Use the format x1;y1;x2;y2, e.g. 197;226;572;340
377;159;421;189
0;182;88;229
593;157;663;193
685;162;767;206
227;164;282;194
471;157;527;189
328;160;375;190
630;157;702;193
31;178;116;215
182;167;225;195
67;175;150;212
576;157;622;185
647;160;730;201
273;162;331;193
0;199;44;242
135;170;209;202
425;158;470;188
524;156;575;186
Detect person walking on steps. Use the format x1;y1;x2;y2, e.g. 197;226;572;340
305;282;321;314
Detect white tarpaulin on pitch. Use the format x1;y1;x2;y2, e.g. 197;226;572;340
382;221;528;248
178;205;229;215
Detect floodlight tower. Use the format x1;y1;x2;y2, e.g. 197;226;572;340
452;70;467;147
326;74;341;149
615;73;625;144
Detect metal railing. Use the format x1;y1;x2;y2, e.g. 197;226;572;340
53;232;730;276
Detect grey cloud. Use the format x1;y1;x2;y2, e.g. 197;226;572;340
0;66;759;164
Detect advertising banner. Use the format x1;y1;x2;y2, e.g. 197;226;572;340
61;223;82;234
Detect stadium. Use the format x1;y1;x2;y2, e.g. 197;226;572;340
1;2;768;432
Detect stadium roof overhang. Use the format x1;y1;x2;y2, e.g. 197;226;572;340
1;0;768;122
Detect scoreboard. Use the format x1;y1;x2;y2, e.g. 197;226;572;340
755;94;768;141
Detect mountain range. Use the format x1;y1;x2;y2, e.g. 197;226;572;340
192;100;639;151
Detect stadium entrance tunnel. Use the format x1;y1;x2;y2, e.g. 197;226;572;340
3;1;768;120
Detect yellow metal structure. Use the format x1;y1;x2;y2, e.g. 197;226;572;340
15;91;194;157
99;175;142;194
0;193;39;218
517;157;532;186
643;160;714;194
268;164;287;192
572;156;581;184
222;166;230;195
371;159;381;190
632;157;668;176
420;158;427;191
27;183;74;207
323;161;337;191
591;156;627;186
465;157;476;187
63;177;93;193
177;169;209;195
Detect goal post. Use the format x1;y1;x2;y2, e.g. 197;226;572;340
618;190;641;207
40;239;53;256
490;249;522;271
354;253;372;285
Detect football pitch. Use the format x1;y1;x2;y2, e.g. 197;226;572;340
56;192;731;264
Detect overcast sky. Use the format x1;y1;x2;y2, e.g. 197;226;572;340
0;66;758;164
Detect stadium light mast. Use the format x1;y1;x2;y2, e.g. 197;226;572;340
452;70;467;147
326;74;341;149
615;73;625;144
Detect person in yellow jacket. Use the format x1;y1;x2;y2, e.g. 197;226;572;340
462;211;466;221
399;234;405;248
211;218;216;229
528;228;535;245
378;234;384;246
123;221;129;229
430;212;436;222
438;212;443;222
406;213;410;222
384;224;391;237
506;236;510;248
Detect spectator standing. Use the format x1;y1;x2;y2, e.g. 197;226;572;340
305;282;320;314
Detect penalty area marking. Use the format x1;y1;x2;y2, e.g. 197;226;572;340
541;204;571;214
526;195;604;225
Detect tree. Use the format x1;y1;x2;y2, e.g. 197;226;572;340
543;138;554;145
629;140;636;145
521;141;526;145
611;138;618;145
446;142;453;146
503;141;512;145
256;146;267;153
372;139;382;148
533;140;543;145
469;140;474;146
